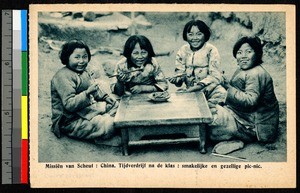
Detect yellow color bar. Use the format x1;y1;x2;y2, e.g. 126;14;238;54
21;96;28;139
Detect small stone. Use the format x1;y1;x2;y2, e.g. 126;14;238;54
83;12;96;22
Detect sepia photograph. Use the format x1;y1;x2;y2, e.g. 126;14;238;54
29;3;296;188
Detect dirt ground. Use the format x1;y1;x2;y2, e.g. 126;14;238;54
37;13;286;162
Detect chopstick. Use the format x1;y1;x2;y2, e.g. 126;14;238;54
211;153;249;162
166;73;186;79
108;68;143;78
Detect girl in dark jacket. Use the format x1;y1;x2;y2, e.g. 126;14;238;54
208;36;279;147
51;40;120;146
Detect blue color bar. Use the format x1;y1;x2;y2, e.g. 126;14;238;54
21;10;27;51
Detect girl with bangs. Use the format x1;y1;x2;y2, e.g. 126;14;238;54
111;35;168;96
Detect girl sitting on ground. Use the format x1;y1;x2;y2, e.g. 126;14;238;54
51;40;120;146
208;36;279;152
168;19;226;104
111;35;168;96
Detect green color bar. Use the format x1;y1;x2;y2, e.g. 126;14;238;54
22;51;27;96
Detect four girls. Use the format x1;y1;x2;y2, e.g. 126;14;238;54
50;19;279;151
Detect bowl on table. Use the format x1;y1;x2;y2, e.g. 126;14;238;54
148;91;170;102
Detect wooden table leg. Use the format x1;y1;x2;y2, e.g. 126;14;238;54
121;128;129;156
198;124;207;154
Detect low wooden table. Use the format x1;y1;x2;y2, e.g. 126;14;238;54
114;92;212;155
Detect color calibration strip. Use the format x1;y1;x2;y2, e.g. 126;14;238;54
21;10;28;184
1;10;28;184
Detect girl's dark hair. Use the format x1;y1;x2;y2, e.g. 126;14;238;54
182;20;211;42
123;35;155;67
233;36;263;65
59;40;91;65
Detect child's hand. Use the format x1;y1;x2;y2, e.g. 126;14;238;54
168;77;177;84
130;85;143;94
202;82;218;94
207;101;218;115
105;96;116;105
117;71;131;82
86;83;99;95
106;100;119;116
222;78;231;90
168;77;183;87
186;82;205;92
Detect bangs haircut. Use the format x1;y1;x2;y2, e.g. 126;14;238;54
59;40;91;65
183;20;211;42
233;36;263;65
123;35;155;67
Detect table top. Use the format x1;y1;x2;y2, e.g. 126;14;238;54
114;91;212;128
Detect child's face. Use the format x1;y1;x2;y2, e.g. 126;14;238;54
236;43;257;70
130;43;149;67
186;25;205;50
68;48;89;72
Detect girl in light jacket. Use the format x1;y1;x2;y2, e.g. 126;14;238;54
168;20;226;104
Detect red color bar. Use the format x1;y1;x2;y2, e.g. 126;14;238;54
21;139;28;183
